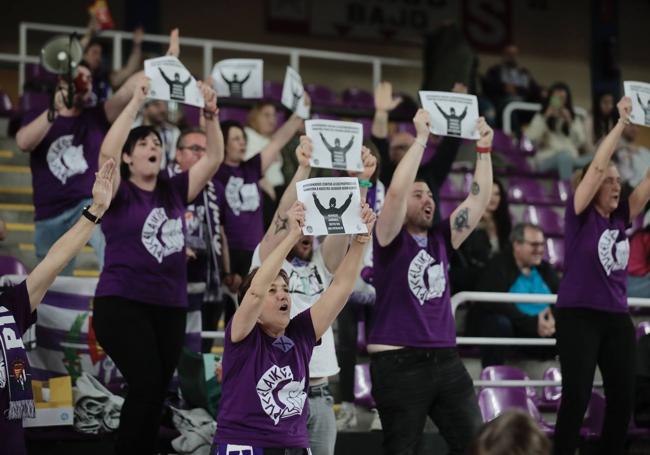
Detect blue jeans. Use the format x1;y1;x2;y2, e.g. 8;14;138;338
34;198;105;275
370;348;482;455
537;150;593;181
307;384;336;455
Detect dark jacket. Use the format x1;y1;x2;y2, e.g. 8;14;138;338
471;250;560;337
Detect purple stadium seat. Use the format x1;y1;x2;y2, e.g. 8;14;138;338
541;367;562;410
492;129;518;155
182;104;201;127
218;107;249;125
263;80;283;102
477;387;554;435
19;91;50;114
479;365;538;404
353;363;376;409
545;237;565;270
304;84;337;107
342;88;374;110
523;206;564;237
549;180;571;204
508;178;546;204
0;90;13;117
0;255;29;275
503;152;533;175
351;117;372;138
637;321;650;340
395;122;416;137
310;112;339;121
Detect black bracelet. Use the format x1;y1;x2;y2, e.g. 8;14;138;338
82;206;102;224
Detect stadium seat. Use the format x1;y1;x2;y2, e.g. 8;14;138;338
310;112;339;121
304;83;337;108
479;365;538;405
263;80;283;102
545;237;565;270
0;255;29;275
342;88;374;110
491;129;518;155
181;104;200;127
439;199;456;219
355;117;372;138
508;178;546;204
218;107;249;124
477;387;554;436
523;206;564;237
541;367;562;411
353;363;376;409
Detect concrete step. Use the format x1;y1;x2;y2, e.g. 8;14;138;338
0;185;34;204
0;203;34;223
0;164;32;187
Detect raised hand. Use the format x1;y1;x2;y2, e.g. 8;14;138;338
132;76;150;104
413;108;432;140
374;81;402;112
166;28;180;57
476;117;494;149
198;80;218;114
451;82;468;94
618;96;632;124
354;202;376;244
350;146;377;180
286;201;306;237
91;158;116;217
297;135;313;168
133;27;144;46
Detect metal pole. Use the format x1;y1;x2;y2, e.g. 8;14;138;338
113;34;122;71
203;43;213;80
290;50;300;71
19;23;27;95
372;59;381;89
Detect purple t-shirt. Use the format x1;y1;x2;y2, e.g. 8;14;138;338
21;106;109;220
216;309;317;448
185;179;226;284
215;155;263;251
557;195;631;312
369;223;456;348
0;281;36;455
95;172;190;307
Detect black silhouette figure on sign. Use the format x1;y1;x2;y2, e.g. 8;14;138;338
636;94;650;125
313;192;353;234
435;102;468;136
221;71;252;98
319;133;354;170
291;84;304;112
158;68;191;102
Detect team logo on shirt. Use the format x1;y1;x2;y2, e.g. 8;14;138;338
408;250;446;305
288;265;324;298
0;356;6;389
225;176;260;215
598;229;630;276
141;208;184;263
256;364;306;425
46;134;89;184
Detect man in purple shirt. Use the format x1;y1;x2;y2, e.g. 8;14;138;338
369;109;494;455
0;159;116;455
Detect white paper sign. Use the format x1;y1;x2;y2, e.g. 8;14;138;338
419;91;480;139
211;59;263;99
144;56;204;108
297;177;368;236
624;81;650;127
281;66;310;119
305;120;363;172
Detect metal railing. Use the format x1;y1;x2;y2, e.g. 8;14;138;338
17;22;421;95
502;101;589;135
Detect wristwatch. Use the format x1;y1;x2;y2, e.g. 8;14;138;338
82;206;102;224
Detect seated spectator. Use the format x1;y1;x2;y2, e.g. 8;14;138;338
628;224;650;298
467;410;551;455
469;222;558;367
527;82;589;181
450;178;511;293
483;44;541;129
613;123;650;192
585;91;618;152
135;99;181;169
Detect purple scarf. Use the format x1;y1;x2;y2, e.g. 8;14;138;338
0;304;35;420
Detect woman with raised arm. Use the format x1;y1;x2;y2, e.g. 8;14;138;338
211;201;375;455
553;97;650;455
1;160;115;455
91;76;223;454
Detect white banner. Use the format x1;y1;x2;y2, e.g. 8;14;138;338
624;81;650;128
211;59;264;99
305;119;363;172
144;56;204;108
419;91;480;139
297;177;367;236
281;66;310;119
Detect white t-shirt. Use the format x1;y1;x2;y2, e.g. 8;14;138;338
251;243;340;378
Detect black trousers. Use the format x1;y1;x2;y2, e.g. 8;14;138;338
93;296;187;455
553;307;636;455
336;302;373;403
370;348;482;455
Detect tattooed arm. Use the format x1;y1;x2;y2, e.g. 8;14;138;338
449;117;493;250
258;136;312;261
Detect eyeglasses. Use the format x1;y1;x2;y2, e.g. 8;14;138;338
523;240;545;248
178;144;206;153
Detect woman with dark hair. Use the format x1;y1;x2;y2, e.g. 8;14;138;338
216;98;309;292
553;96;650;455
450;177;512;293
92;76;224;454
211;201;375;454
527;82;589;180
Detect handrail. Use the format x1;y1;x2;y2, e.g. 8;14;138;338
18;22;421;95
502;101;588;135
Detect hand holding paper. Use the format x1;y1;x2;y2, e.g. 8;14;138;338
419;91;480;139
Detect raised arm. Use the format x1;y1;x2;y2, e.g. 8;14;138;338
435;102;448;119
259;136;312;261
319;132;333;150
342;135;355;153
459;106;468;120
260;94;310;173
230;202;304;343
158;68;171;83
574;97;631;215
181;75;192;87
376;109;430;246
187;82;224;201
449;117;493;249
241;71;251;84
104;70;145;123
110;27;143;88
311;207;375;339
371;81;402;139
313;193;327;214
337;192;353;215
26;160;115;311
220;71;232;84
99;76;149;197
16;110;55;153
